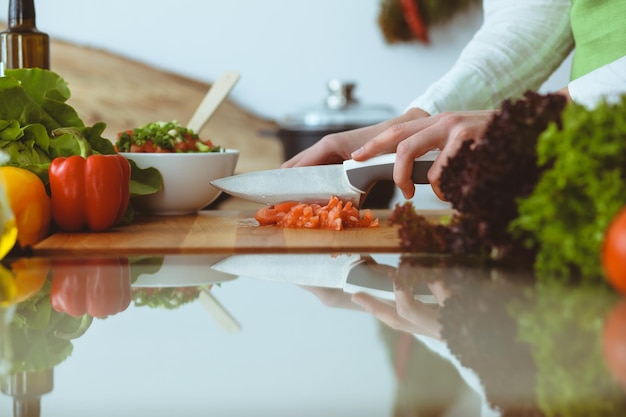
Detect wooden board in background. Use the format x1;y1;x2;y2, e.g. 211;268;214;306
46;36;286;175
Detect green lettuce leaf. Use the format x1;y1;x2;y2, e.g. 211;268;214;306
0;68;162;211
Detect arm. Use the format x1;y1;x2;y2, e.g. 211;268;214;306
408;0;574;114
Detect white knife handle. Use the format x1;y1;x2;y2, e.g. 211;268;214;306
343;151;438;193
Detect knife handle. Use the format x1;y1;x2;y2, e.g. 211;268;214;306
343;151;438;193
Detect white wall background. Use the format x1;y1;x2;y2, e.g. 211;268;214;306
0;0;572;122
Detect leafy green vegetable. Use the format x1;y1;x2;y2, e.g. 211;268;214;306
439;91;567;258
0;68;162;220
392;92;567;261
511;96;626;280
389;202;450;252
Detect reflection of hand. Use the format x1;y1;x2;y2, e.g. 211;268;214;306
351;278;449;339
299;286;364;311
50;257;131;318
301;255;451;339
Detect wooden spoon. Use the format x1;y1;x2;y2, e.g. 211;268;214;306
186;71;241;133
199;288;241;332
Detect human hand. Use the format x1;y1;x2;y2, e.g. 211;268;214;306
351;110;496;200
300;255;451;338
300;283;443;338
351;278;450;339
281;107;431;168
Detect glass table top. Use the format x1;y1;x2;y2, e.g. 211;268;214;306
1;252;625;417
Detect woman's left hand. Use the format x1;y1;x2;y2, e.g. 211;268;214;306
351;110;497;200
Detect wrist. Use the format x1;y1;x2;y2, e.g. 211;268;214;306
405;107;431;119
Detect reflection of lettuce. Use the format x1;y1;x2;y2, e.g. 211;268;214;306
132;286;210;310
128;255;164;283
3;280;92;375
0;307;14;376
511;280;626;416
129;256;211;310
431;258;539;412
416;254;626;415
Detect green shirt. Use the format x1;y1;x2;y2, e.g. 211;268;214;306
570;0;626;80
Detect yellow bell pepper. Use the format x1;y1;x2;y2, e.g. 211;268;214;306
0;166;51;248
0;258;49;308
10;257;49;304
0;170;16;259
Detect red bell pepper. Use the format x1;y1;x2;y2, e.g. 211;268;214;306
50;257;132;318
49;154;131;232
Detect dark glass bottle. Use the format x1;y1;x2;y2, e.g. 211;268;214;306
0;0;50;70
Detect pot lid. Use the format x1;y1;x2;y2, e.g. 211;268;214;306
280;79;397;131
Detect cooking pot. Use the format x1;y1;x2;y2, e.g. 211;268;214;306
275;79;397;160
273;80;398;208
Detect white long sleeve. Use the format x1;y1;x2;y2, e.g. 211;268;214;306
407;0;574;114
568;55;626;109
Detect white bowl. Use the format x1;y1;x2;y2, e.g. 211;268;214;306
120;149;239;215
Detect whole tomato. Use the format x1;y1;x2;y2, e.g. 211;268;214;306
602;208;626;295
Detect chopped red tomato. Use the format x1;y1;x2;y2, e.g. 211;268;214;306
254;196;379;230
255;201;300;225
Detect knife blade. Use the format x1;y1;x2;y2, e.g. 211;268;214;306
210;253;436;303
210;151;439;208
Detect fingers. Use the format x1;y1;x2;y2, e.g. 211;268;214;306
351;292;429;335
392;114;454;198
281;125;380;168
394;111;495;199
283;109;496;203
351;108;431;162
299;286;363;310
351;290;441;338
427;143;459;200
427;280;452;306
281;137;343;168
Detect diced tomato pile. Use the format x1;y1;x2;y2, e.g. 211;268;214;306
254;196;379;231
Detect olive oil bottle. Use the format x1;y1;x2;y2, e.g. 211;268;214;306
0;0;49;71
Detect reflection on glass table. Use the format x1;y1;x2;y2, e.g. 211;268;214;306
0;254;239;417
0;252;626;416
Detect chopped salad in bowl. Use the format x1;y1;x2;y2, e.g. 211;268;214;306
116;121;238;215
115;121;223;153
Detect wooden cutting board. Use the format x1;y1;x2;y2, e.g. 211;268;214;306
32;208;450;255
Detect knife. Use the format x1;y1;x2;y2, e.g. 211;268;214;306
210;151;439;208
210;253;436;303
